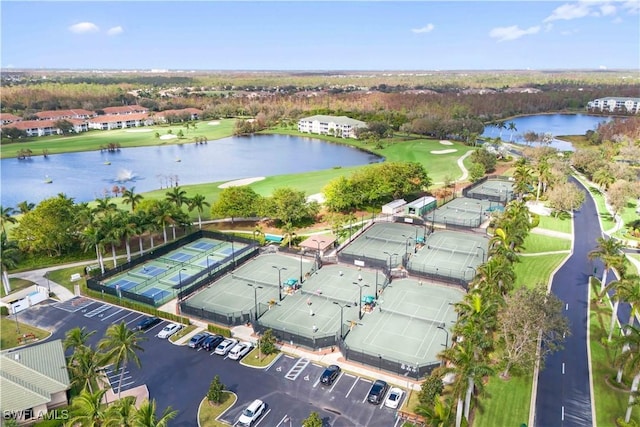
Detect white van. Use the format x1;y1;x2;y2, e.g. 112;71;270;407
238;399;265;426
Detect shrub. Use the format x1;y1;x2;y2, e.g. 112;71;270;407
207;324;232;337
418;372;444;405
0;306;9;316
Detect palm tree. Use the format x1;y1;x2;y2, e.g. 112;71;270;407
165;186;188;209
150;200;176;244
105;396;136;427
68;346;106;394
98;322;145;399
115;211;137;263
281;222;297;248
130;399;177;427
512;159;532;200
187;194;209;229
415;394;454;427
94;197;118;217
16;201;35;214
473;256;515;297
122;187;144;212
603;274;640;342
614;325;640;423
507;122;517;141
592;169;615;191
534;158;550;201
588;237;625;294
81;224;106;274
0;205;17;233
0;231;20;295
64;326;97;353
67;388;112;427
100;213;123;269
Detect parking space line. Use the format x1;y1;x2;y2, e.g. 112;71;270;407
254;408;271;426
345;377;359;398
101;308;123;320
125;314;144;326
112;312;137;324
313;376;321;388
393;415;402;427
329;373;343;393
379;388;392;409
145;322;165;334
275;414;289;427
285;355;294;359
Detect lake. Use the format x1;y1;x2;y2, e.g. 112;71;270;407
480;113;611;151
0;134;382;208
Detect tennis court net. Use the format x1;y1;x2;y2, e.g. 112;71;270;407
299;288;356;307
365;235;407;245
380;306;444;328
231;273;277;289
160;256;185;267
128;271;151;282
427;245;480;258
445;205;483;214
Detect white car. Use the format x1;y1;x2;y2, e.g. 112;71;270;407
238;399;265;426
214;338;238;356
384;387;404;409
228;342;253;360
157;323;182;339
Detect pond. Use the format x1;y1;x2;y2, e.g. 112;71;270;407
0;134;382;208
480;113;611;151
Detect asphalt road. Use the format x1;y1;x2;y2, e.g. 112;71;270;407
15;298;401;427
534;176;611;427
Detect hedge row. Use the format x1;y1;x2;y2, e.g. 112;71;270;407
208;324;232;338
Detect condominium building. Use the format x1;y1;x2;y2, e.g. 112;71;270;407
587;97;640;114
297;115;367;139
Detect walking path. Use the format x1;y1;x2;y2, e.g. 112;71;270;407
530;227;572;240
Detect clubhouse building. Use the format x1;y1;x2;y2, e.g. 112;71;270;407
297;115;367;139
587;97;640;114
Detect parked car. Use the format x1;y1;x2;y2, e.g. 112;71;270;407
214;338;238;356
367;379;389;405
188;332;209;349
157;323;182;339
320;364;341;386
384;387;404;409
202;334;224;352
238;399;266;427
228;342;253;360
135;316;162;332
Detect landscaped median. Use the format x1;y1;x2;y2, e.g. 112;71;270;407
240;347;281;369
199;391;238;427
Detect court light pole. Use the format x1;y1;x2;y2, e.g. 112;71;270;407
477;246;486;262
333;301;351;340
402;235;413;261
352;282;370;320
178;268;187;301
437;323;449;349
383;251;398;271
206;255;213;276
272;265;287;302
247;283;263;321
467;266;477;281
299;251;304;283
311;239;325;271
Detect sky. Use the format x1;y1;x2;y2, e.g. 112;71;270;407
1;1;639;71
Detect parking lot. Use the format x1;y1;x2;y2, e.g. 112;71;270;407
16;298;405;427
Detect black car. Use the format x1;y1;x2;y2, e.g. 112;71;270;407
320;364;341;386
188;332;210;349
203;334;224;352
367;379;389;405
135;316;162;331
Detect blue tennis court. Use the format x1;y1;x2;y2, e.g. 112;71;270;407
167;251;195;262
217;246;234;256
135;265;167;277
109;278;139;291
165;271;192;285
140;287;172;302
190;241;217;251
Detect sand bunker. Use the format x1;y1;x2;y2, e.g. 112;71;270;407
208;121;220;126
439;140;454;145
159;134;178;140
126;129;154;133
430;149;458;154
218;177;266;188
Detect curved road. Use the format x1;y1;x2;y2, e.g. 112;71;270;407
534;176;625;426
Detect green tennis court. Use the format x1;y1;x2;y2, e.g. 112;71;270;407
466;178;515;202
425;197;494;228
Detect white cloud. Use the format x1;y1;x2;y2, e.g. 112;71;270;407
411;24;435;34
599;65;608;70
612;16;623;23
599;3;616;16
622;0;640;14
107;26;124;36
489;25;541;42
544;3;592;22
69;22;99;34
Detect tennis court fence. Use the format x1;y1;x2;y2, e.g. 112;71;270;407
253;318;337;351
405;262;472;290
180;303;252;327
423;213;482;228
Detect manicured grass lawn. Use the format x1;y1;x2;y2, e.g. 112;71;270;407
590;282;640;426
536;215;573;234
2;278;33;297
513;254;567;289
627;254;640;276
169;324;198;343
0;119;237;159
472;374;532;427
242;349;280;368
523;233;571;253
0;316;50;350
47;265;92;294
198;392;237;427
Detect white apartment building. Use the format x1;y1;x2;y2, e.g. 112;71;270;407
297;115;367;139
587;97;640;114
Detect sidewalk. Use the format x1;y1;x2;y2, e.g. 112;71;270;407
8;266;78;302
231;325;423;391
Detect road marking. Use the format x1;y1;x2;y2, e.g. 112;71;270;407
329;373;342;392
112;312;134;324
380;388;392;409
276;366;282;372
285;358;310;381
275;414;289;427
562;363;565;374
561;406;565;421
254;408;271;427
101;308;123;320
304;375;310;381
346;377;359;397
393;415;402;427
313;376;321;388
285;355;294;359
125;314;144;326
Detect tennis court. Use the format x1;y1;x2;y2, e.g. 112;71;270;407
465;178;514;203
339;222;427;268
407;230;489;283
424;197;494;228
109;278;142;291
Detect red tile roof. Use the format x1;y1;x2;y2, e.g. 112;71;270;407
35;109;95;119
0;113;22;122
101;105;148;115
88;113;150;123
2;118;85;130
155;108;202;117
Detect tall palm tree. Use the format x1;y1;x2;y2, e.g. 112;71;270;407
507;122;517;141
150;200;176;244
592;169;615;191
64;326;97;353
66;388;112;427
0;231;20;295
100;213;123;269
165;186;188;209
67;346;105;394
98;322;145;399
0;205;17;233
281;222;297;248
122;187;144;212
415;394;454;427
16;200;35;214
603;274;640;342
512;159;532;200
614;325;640;423
473;256;515;298
130;399;178;427
588;237;625;294
94;197;118;217
187;194;209;230
534;157;550;201
81;224;106;274
115;211;136;263
105;396;136;427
